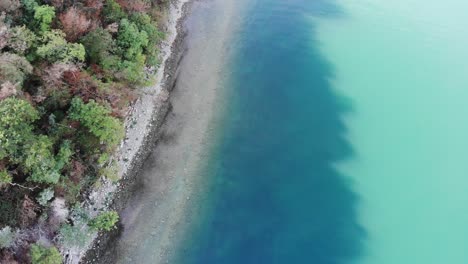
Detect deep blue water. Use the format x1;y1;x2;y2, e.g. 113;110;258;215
177;0;363;263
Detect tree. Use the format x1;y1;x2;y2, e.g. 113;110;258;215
36;30;85;63
130;13;164;66
117;18;148;61
21;0;39;13
0;97;39;162
69;97;123;147
88;211;119;231
30;244;62;264
102;0;126;24
0;226;15;249
0;0;21;13
80;27;120;70
59;7;91;41
23;135;61;184
0;12;9;50
7;25;37;54
33;5;55;32
0;52;33;86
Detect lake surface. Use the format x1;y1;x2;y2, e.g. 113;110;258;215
114;0;468;263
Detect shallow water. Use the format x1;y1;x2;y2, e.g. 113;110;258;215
113;0;468;263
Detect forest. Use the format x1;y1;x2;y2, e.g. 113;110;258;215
0;0;168;262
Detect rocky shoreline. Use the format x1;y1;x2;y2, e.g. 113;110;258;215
65;1;192;263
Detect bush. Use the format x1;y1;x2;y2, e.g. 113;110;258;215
30;244;62;264
69;97;123;147
58;223;92;248
88;211;119;231
0;226;15;249
0;170;12;185
36;188;54;206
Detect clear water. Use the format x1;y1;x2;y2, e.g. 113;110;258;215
131;0;468;263
315;1;468;263
176;0;363;263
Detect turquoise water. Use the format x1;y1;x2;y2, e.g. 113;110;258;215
315;1;468;263
176;0;468;263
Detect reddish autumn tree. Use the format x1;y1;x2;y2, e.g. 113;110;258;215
59;7;91;41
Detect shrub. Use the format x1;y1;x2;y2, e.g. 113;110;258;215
58;205;93;248
37;30;86;63
37;187;54;206
0;226;15;249
88;211;118;231
0;169;12;185
99;163;119;182
69;97;123;147
58;223;92;248
30;244;62;264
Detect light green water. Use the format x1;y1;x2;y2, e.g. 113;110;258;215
315;0;468;263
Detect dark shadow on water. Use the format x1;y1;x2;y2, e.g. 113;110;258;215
176;0;364;263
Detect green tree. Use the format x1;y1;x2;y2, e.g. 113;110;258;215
8;26;37;55
118;53;147;84
102;0;127;24
30;244;62;264
21;0;39;13
0;98;39;162
117;18;148;61
24;136;61;184
89;211;119;231
37;30;85;63
130;13;164;66
69;98;123;147
0;53;33;86
80;28;120;70
34;5;55;32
